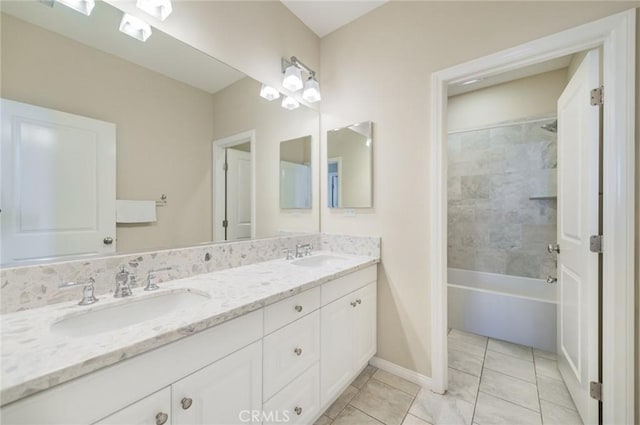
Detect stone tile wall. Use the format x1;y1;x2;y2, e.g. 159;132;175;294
447;118;558;279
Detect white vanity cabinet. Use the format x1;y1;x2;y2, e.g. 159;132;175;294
1;263;378;425
320;268;377;406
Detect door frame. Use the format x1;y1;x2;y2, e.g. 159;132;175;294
327;157;343;208
212;130;256;242
429;9;635;424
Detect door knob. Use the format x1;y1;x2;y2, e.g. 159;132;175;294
155;412;169;425
294;347;302;356
294;406;302;416
103;236;114;245
294;305;303;313
547;243;560;254
546;276;557;284
181;397;193;410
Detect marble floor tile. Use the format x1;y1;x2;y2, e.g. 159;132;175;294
487;339;533;362
447;368;480;404
352;365;378;389
533;349;557;361
314;415;333;425
448;337;487;358
325;385;359;419
409;387;474;425
449;347;484;377
479;369;539;411
534;357;562;381
448;329;488;349
373;369;420;396
402;413;431;425
473;392;542;425
332;405;384;425
540;400;583;425
536;375;577;411
484;350;536;383
351;379;414;425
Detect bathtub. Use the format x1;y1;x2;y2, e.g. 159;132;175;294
447;268;557;352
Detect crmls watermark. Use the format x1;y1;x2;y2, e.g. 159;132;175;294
239;410;291;423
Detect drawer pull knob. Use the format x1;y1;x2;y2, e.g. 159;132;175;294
350;301;357;307
181;397;193;410
356;299;362;305
294;305;303;313
294;347;303;356
294;406;303;416
155;412;169;425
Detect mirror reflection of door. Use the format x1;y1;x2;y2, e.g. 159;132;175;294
225;144;252;241
279;136;312;209
327;158;342;208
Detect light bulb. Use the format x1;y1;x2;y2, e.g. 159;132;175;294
259;84;280;101
56;0;95;16
302;77;321;103
282;65;303;92
281;96;300;110
119;13;152;42
136;0;173;21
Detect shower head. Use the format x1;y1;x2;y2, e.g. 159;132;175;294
541;120;557;133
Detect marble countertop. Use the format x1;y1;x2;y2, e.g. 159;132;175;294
1;251;378;406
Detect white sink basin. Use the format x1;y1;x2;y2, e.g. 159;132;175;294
291;254;348;268
51;289;209;338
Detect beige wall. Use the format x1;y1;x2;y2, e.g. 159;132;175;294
211;78;319;237
105;0;319;104
1;14;215;252
320;1;639;380
448;69;568;132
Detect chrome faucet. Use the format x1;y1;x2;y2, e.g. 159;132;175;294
295;243;313;258
282;248;294;260
61;278;99;306
145;267;172;291
114;266;133;298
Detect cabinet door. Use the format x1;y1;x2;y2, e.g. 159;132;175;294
353;282;377;369
320;295;354;406
172;341;262;425
95;388;171;425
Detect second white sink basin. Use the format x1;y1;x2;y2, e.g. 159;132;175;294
291;254;348;268
51;289;209;338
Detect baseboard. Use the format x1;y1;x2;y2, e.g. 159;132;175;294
369;357;432;389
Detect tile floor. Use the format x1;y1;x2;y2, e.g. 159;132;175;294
316;329;582;425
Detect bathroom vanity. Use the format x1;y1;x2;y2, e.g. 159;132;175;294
0;252;378;424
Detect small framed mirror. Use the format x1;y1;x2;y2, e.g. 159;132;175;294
327;121;373;208
280;136;312;209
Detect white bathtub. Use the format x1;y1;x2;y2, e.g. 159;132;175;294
448;268;557;352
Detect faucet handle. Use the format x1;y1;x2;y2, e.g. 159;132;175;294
79;278;99;306
282;248;294;260
145;267;172;291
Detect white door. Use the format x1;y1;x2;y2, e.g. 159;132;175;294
280;161;311;209
172;341;262;425
352;282;377;369
320;295;354;406
1;99;116;265
556;49;600;424
95;388;171;425
226;148;252;241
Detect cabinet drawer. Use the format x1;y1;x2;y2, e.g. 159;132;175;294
264;286;320;335
263;363;320;425
94;387;171;425
321;265;376;306
263;310;320;401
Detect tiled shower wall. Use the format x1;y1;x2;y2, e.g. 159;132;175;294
447;118;558;279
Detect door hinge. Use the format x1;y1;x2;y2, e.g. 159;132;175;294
590;381;602;401
222;220;228;228
589;234;603;253
223;162;229;172
590;86;603;106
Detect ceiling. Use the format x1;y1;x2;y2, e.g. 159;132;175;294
281;0;389;38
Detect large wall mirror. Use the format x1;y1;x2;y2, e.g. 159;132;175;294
327;121;373;208
0;0;319;266
280;136;312;209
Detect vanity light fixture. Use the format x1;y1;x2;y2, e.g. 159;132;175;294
260;84;280;101
302;76;321;103
281;56;321;102
136;0;173;21
56;0;95;16
119;13;152;42
282;63;303;92
281;96;300;111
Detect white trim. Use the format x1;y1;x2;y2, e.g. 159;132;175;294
447;114;556;135
212;130;256;242
369;357;432;389
429;9;635;423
